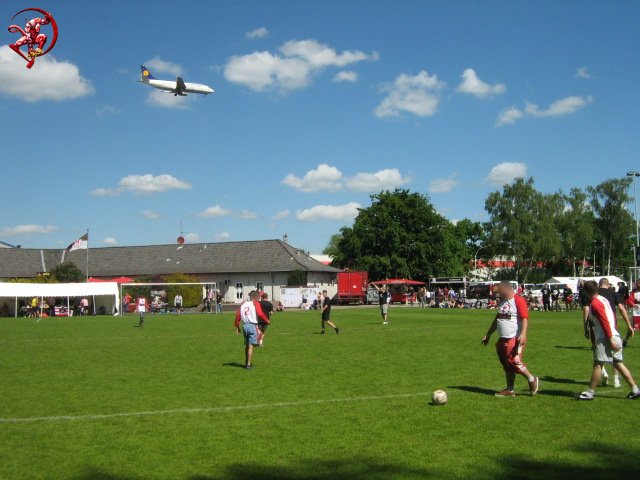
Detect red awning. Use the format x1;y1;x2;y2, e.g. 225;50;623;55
88;276;134;284
372;278;426;286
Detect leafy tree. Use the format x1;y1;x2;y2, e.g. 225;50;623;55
50;262;84;283
123;274;162;300
331;189;470;280
484;178;563;282
557;188;595;276
165;273;202;308
287;269;308;286
587;178;634;275
322;233;343;259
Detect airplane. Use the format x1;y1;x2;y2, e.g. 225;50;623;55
138;65;214;96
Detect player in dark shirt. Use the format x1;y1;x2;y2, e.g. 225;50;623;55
257;292;274;346
541;284;551;311
321;290;339;334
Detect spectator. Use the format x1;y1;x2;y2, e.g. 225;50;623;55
216;291;223;314
562;286;574;311
541;284;551;311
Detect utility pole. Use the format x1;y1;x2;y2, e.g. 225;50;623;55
627;172;640;266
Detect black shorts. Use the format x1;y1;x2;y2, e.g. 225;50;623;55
175;303;182;308
322;312;331;321
258;322;269;331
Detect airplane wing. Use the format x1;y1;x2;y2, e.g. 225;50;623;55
175;77;187;95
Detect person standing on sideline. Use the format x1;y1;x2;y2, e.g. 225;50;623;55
371;283;391;324
577;281;640;401
216;291;223;314
481;281;540;397
258;292;274;346
136;296;147;327
234;291;270;369
174;293;183;315
627;279;640;332
320;290;339;334
541;284;551;311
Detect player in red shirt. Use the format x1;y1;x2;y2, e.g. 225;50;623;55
627;279;640;331
481;281;540;397
578;281;640;400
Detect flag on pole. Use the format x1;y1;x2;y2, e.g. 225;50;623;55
67;233;89;252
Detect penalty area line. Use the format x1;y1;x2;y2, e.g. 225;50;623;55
0;392;430;424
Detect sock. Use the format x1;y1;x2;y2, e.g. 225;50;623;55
526;374;535;382
602;367;608;377
632;385;639;394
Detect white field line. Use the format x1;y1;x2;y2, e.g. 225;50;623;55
0;392;430;424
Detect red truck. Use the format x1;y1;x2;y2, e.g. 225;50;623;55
336;271;369;304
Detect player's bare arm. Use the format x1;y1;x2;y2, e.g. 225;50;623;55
482;318;497;345
616;303;635;337
517;316;529;345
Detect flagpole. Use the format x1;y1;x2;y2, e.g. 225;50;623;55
86;229;89;282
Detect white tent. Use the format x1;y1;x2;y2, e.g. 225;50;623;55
543;276;627;292
0;282;120;318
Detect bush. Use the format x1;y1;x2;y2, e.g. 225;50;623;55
164;273;202;308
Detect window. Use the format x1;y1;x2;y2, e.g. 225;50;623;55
256;282;264;292
235;282;243;301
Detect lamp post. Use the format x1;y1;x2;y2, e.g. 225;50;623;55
627;171;640;266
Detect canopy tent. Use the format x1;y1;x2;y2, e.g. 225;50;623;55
372;278;426;286
0;282;120;318
543;276;627;292
88;276;134;284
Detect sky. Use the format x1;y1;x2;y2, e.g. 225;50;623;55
0;1;638;253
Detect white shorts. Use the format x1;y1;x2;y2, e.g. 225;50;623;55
593;335;624;364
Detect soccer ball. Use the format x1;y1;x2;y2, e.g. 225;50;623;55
432;389;448;405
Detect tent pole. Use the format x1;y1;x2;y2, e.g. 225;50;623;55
67;296;70;317
14;296;17;318
92;295;96;315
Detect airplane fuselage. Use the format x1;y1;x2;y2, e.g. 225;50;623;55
141;78;214;96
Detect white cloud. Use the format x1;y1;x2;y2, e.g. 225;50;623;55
0;224;57;236
96;105;121;116
184;233;200;242
487;162;528;186
142;210;161;219
456;68;505;98
237;209;258;220
345;168;409;192
0;46;94;102
145;89;192;109
92;174;191;196
224;39;377;92
103;237;118;246
333;70;358;83
296;202;361;222
246;27;269;40
495;106;525;127
576;67;591;79
282;164;344;192
375;70;445;118
496;95;593;127
145;56;182;76
272;209;290;220
282;164;409;193
428;176;458;194
524;95;593;118
214;231;231;241
199;205;233;218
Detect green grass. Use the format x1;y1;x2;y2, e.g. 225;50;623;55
1;307;639;479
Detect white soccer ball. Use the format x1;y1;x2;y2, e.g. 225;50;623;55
432;389;448;405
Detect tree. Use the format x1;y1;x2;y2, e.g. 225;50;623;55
50;262;84;283
557;188;595;276
484;178;563;282
331;189;471;280
322;233;343;259
587;178;634;275
165;273;202;308
287;269;308;286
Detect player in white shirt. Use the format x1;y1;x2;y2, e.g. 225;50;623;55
578;281;640;400
136;297;147;327
234;291;270;370
174;294;183;315
481;281;540;397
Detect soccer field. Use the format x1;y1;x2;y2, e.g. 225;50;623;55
1;308;639;479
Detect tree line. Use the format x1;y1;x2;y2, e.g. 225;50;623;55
325;176;636;283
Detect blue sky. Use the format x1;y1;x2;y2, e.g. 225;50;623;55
0;1;638;253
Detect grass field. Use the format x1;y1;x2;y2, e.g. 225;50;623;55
1;307;639;479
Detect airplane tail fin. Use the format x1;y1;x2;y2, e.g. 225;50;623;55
140;65;155;82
